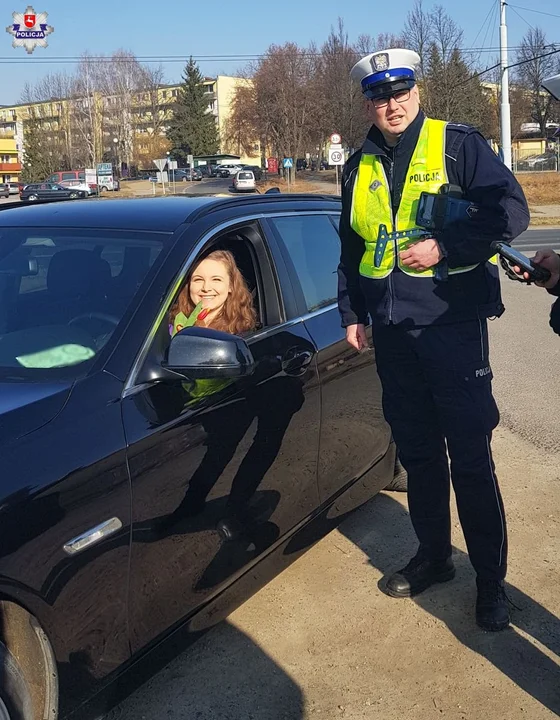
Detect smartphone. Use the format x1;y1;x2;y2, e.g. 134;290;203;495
492;241;551;283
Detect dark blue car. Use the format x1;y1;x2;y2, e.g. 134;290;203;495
0;195;400;719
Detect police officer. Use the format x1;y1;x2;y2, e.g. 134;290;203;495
338;48;530;631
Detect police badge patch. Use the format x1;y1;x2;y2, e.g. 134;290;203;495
372;53;389;72
369;180;382;192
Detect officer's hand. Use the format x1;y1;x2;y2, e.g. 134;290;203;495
513;249;560;289
345;323;368;352
399;238;443;271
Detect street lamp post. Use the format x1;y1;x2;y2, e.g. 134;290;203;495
113;137;118;181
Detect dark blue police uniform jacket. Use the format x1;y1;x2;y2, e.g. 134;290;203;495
338;110;530;327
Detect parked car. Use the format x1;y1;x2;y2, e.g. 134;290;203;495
0;182;9;198
216;163;243;178
59;180;95;196
233;169;256;192
46;170;98;193
242;164;263;180
20;182;88;202
0;194;400;719
8;182;25;195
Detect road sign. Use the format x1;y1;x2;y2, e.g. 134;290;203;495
330;133;341;145
328;148;345;166
85;168;96;185
96;162;112;175
156;171;168;183
187;154;194;168
153;158;167;171
168;160;178;170
283;157;293;168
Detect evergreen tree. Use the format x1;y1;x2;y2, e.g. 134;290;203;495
167;57;219;161
423;45;497;138
21;116;61;182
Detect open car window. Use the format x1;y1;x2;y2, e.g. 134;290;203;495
0;228;166;379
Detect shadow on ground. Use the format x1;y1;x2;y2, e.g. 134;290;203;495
338;492;560;716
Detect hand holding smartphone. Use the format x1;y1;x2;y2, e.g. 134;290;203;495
492;242;552;284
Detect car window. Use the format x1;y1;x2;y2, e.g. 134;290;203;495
270;214;341;313
0;230;165;378
238;172;252;180
62;172;76;181
46;175;59;183
78;172;85;181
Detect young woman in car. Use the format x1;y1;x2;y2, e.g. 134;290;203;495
169;248;256;337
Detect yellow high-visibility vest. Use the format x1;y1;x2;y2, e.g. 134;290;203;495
351;118;495;279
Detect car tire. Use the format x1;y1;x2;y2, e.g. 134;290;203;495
0;641;33;720
27;195;38;202
69;192;78;199
100;186;107;193
384;457;408;492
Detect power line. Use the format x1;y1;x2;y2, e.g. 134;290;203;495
507;4;560;20
456;45;560;87
508;5;536;32
0;45;556;65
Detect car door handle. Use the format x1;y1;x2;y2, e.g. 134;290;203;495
282;348;314;375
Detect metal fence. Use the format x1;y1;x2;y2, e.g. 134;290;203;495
512;145;559;173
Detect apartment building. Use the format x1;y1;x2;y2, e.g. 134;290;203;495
0;74;258;180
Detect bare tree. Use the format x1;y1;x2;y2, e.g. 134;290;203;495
311;20;369;152
133;64;173;168
403;0;433;81
71;53;103;167
515;28;560;135
97;50;147;170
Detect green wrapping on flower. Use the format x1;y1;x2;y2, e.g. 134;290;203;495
172;302;205;337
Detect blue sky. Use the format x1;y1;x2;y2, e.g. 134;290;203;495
2;0;560;104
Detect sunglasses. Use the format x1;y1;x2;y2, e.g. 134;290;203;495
367;89;411;108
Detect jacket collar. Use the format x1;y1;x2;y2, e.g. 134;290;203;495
362;109;426;157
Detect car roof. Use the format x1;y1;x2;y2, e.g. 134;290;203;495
0;194;340;232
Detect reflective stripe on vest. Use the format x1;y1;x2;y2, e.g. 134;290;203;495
351;118;494;279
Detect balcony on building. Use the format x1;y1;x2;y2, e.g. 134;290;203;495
0;162;22;172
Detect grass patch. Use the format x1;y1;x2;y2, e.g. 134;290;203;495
258;177;336;194
527;216;560;226
516;172;560;205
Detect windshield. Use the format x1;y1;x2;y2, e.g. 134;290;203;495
0;228;165;379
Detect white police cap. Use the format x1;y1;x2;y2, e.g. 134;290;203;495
351;48;421;99
542;73;560;101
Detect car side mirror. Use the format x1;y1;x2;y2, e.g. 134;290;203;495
164;326;255;379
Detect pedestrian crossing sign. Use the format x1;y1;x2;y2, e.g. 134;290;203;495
283;158;293;168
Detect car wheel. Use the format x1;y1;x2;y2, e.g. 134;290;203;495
69;192;78;199
0;641;33;720
384;457;408;492
27;194;38;202
100;186;107;193
182;177;187;183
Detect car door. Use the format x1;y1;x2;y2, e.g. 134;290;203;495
121;218;321;653
265;212;392;504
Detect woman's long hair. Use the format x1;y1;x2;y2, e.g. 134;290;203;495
170;249;257;335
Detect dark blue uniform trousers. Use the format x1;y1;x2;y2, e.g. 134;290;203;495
372;319;507;581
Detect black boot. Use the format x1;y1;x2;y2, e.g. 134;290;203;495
476;578;510;631
385;553;455;598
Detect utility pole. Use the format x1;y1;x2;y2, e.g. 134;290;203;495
500;0;512;169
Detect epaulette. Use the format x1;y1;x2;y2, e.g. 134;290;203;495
446;123;481;161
